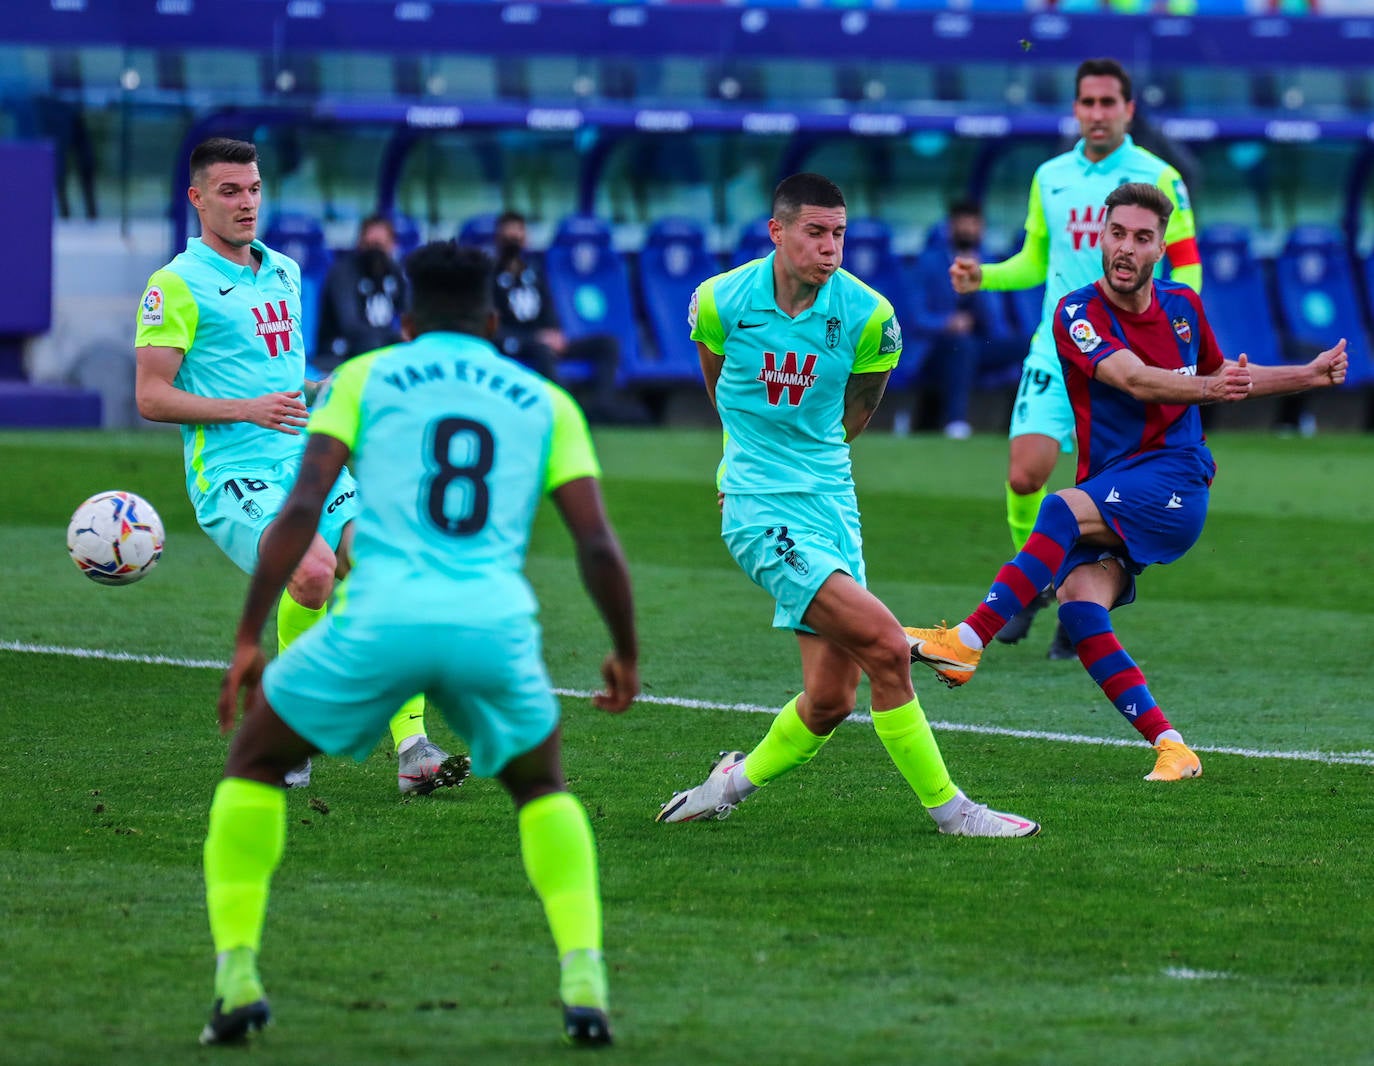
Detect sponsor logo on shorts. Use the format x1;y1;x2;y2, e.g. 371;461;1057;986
326;489;357;515
1166;493;1183;509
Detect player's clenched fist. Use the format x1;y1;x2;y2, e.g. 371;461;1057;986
948;256;983;294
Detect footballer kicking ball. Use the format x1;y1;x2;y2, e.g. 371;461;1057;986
66;490;165;585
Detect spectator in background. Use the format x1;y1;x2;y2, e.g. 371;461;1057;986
906;202;1024;440
491;210;643;424
315;214;406;373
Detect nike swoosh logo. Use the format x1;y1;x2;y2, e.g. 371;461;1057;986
737;320;766;329
407;713;423;720
219;286;235;295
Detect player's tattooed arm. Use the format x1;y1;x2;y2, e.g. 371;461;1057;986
842;370;890;441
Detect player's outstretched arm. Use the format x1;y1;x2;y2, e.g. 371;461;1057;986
136;344;309;432
1243;340;1348;397
218;433;348;733
551;476;639;714
1094;348;1253;405
842;370;890;442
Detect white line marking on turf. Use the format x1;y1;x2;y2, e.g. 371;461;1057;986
1162;968;1233;980
5;639;1374;767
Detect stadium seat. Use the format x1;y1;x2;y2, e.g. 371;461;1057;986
732;218;774;268
839;218;923;389
544;214;639;383
390;212;422;259
457;213;499;253
263;213;331;370
1272;226;1374;387
1196;224;1283;367
636;217;719;384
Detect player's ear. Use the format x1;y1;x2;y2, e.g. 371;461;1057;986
484;309;499;341
400;311;417;342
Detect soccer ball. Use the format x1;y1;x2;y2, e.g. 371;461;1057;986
66;491;165;586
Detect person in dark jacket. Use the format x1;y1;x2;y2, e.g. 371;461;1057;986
315;215;406;373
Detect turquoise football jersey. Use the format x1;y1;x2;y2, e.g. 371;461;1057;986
690;252;901;495
1024;135;1196;325
308;331;600;623
135;238;307;498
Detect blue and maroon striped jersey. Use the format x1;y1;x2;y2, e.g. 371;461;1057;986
1053;279;1225;482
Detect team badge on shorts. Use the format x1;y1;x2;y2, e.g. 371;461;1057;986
784;549;810;576
1069;318;1102;354
1171;317;1192;344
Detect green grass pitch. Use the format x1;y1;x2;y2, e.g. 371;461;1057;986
2;426;1372;1065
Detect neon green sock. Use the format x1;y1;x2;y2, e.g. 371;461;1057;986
276;590;325;655
742;695;832;787
204;777;286;956
388;696;428;751
871;697;959;808
519;792;602;958
1006;482;1047;553
213;946;265;1011
559;948;609;1012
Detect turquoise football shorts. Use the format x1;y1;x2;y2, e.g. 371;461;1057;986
262;612;559;779
195;459;358;574
721;490;866;632
1008;329;1077;451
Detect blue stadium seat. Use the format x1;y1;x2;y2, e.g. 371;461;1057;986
636;217;719;384
263;213;331;371
732;218;774;268
390;212;422;259
1273;226;1374;387
544;215;639;382
1196;224;1283;368
457;213;499;253
838;218;923;389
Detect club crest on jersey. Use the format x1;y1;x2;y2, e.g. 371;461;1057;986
275;266;297;295
825;317;841;349
1069;318;1102;354
252;300;295;357
141;287;164;326
1171;316;1192;343
757;350;818;406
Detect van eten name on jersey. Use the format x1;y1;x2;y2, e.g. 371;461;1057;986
383;359;542;410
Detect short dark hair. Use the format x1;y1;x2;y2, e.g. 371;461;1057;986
948;200;982;220
1104;182;1173;231
1076;58;1132;103
772;173;845;224
189;138;258;184
359;213;394;238
496;210;526;229
404;241;494;336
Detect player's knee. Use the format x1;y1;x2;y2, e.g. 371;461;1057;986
1008;468;1048;496
288;553;335;609
865;629;915;686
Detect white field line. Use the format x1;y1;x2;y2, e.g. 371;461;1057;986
5;639;1374;768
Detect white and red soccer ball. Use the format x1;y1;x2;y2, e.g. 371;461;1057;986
67;491;165;586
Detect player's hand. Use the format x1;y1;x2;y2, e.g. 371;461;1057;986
717;490;725;514
1311;337;1348;387
592;652;639;714
949;257;983;294
218;640;266;734
1210;354;1253;403
243;391;310;434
